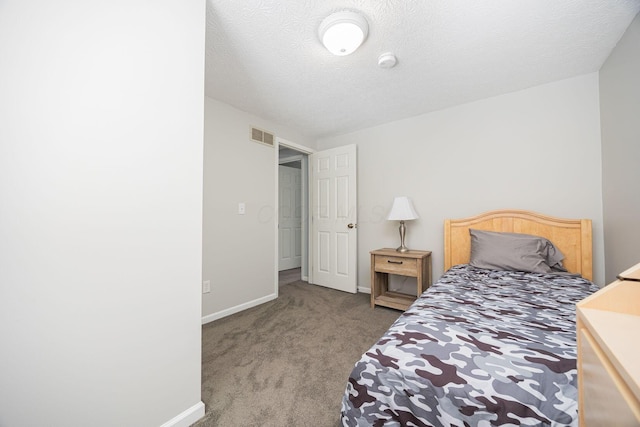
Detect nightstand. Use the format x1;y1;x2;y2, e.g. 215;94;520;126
370;248;432;310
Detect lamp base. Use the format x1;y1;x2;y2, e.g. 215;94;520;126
396;220;409;253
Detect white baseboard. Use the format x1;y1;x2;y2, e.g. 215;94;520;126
160;401;205;427
357;286;371;294
201;293;277;324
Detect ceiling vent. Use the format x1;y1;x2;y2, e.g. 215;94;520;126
250;126;274;147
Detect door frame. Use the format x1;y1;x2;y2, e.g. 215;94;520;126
274;137;314;296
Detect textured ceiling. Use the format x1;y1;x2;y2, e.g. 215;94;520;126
205;0;640;140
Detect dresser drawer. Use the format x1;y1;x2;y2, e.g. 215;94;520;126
579;327;640;425
374;255;418;276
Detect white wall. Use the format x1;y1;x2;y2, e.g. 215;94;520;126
317;73;605;287
202;97;314;321
0;1;205;426
600;12;640;283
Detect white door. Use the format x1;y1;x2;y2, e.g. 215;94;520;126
310;144;357;293
279;165;302;271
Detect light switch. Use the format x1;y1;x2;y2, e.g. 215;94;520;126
238;202;246;215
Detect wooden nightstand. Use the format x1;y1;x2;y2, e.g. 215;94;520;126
370;248;432;310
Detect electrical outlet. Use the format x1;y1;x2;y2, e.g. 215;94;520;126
202;280;211;294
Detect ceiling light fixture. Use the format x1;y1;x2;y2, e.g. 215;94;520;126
319;11;368;56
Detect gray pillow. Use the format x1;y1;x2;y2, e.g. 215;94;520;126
469;229;566;274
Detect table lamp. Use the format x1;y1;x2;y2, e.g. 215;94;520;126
387;196;419;253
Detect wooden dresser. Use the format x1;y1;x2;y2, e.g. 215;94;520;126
576;262;640;426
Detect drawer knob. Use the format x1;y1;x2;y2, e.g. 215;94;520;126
387;260;403;264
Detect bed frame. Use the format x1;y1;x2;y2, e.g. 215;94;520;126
444;209;593;281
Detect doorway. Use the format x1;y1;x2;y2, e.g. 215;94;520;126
274;140;358;295
278;161;302;271
276;138;311;289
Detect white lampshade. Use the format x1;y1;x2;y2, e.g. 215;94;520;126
319;11;368;56
387;196;419;221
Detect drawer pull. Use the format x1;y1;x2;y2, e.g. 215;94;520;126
387;260;403;264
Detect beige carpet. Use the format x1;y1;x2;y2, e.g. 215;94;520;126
194;280;401;427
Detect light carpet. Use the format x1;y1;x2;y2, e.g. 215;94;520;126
194;280;400;427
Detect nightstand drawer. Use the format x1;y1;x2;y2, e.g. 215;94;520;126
374;255;418;276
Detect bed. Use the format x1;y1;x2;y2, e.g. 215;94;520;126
341;210;599;426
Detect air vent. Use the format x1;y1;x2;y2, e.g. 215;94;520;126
250;126;274;147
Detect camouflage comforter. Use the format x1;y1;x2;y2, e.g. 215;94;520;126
341;264;599;426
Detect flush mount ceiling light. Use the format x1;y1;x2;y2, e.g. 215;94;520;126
319;11;368;56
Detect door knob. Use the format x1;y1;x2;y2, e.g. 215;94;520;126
347;223;357;229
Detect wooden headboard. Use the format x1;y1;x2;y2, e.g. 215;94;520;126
444;209;593;281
